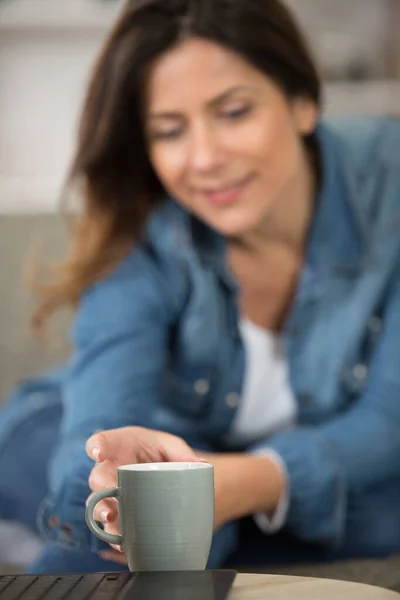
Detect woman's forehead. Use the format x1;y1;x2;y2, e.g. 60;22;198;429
145;38;267;112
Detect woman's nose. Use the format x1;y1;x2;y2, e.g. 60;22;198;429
188;126;225;173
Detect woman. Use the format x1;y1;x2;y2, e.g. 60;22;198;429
20;0;400;573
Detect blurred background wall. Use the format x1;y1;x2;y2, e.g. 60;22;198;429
0;0;399;214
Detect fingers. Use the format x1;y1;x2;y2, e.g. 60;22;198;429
86;494;118;524
88;461;117;492
86;426;208;473
86;427;139;464
103;520;121;540
86;430;114;463
99;550;127;565
87;461;119;522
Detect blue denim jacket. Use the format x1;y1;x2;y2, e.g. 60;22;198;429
5;116;400;555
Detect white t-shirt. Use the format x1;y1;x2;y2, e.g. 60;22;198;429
225;317;297;533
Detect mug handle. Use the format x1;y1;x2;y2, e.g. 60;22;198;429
85;487;123;546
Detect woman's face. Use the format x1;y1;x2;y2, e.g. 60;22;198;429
145;37;317;237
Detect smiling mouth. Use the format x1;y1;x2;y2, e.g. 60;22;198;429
196;174;254;206
199;175;253;194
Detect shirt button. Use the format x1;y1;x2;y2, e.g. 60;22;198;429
369;316;382;334
299;394;313;405
352;364;368;381
225;392;240;408
193;379;210;395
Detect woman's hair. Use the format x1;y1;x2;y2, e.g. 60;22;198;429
32;0;321;330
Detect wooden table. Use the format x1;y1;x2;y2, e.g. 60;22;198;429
231;574;400;599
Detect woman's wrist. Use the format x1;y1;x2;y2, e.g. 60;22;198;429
198;451;285;529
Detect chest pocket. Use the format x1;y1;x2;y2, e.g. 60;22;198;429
160;364;215;418
160;315;218;417
159;266;229;418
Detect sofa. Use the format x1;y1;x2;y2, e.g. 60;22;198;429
1;213;400;590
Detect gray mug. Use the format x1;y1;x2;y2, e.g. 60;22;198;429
85;462;214;572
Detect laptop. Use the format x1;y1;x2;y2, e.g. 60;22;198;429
0;569;236;599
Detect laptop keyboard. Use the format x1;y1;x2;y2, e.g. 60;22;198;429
0;573;131;600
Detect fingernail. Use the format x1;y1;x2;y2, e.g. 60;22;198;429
117;546;124;553
91;447;100;461
100;510;109;523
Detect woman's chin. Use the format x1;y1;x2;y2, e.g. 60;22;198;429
207;213;261;239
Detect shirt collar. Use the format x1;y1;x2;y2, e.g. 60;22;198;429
307;121;373;275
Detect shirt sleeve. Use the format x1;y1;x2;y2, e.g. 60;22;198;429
37;244;187;553
252;450;290;534
252;274;400;547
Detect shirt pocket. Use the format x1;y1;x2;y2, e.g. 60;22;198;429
160;364;215;418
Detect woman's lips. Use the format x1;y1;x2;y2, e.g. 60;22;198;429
200;175;254;206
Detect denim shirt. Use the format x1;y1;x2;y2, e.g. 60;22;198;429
33;116;400;552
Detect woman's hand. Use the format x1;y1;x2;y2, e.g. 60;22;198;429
85;426;203;563
86;426;284;564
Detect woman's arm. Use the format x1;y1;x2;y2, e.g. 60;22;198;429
198;452;284;530
198;267;400;542
251;273;400;546
40;245;188;553
86;431;284;540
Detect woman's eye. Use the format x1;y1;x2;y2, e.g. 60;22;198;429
150;129;182;141
222;105;252;120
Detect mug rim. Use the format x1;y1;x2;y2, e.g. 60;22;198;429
118;461;213;472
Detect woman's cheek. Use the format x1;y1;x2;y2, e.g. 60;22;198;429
150;144;186;188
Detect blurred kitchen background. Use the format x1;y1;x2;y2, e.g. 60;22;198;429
0;0;399;214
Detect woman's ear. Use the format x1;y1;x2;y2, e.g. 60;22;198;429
292;96;318;136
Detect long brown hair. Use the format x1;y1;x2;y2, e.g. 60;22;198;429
32;0;321;330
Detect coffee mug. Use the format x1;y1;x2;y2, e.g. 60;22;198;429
85;462;214;571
